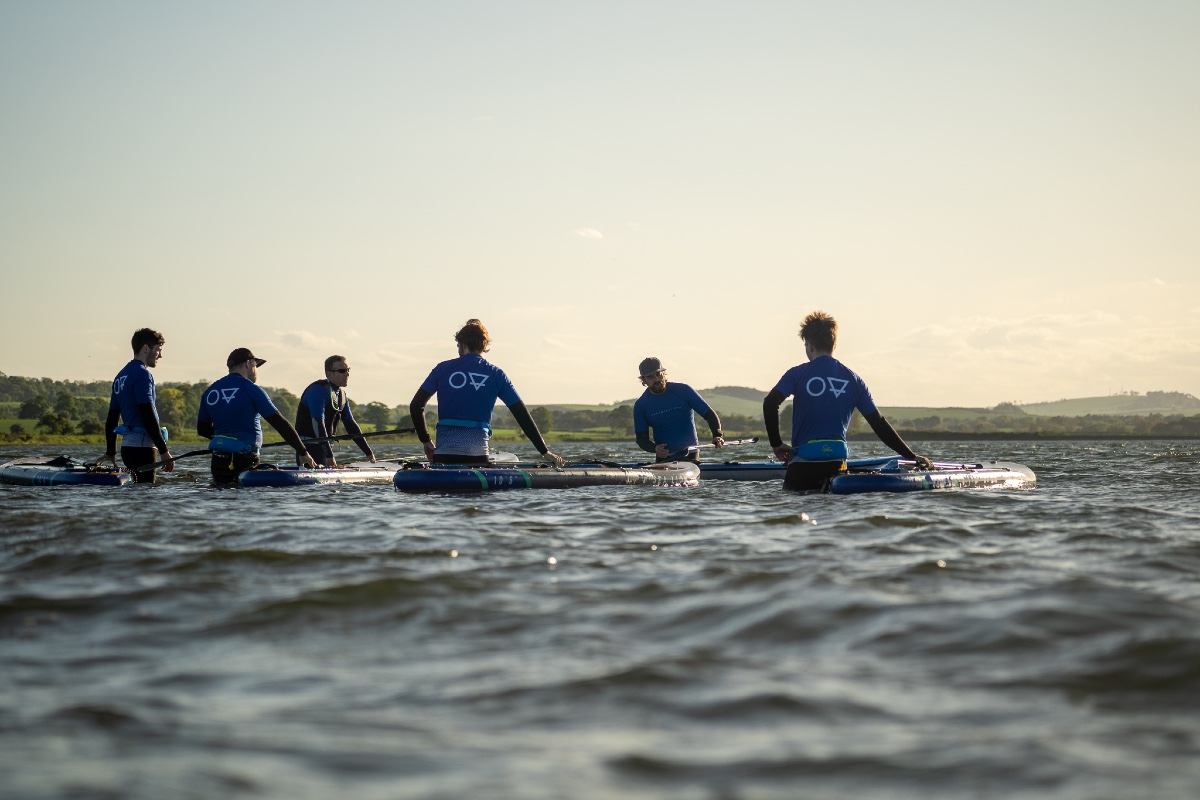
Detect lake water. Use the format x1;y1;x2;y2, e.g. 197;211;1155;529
2;439;1199;799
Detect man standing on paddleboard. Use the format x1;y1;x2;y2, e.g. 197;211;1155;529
633;357;724;463
98;327;175;483
764;311;933;492
197;348;316;485
296;355;375;467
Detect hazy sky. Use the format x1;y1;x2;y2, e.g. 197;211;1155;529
2;1;1197;407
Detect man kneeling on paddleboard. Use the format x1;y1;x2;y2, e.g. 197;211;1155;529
197;348;317;485
763;311;933;492
409;319;563;467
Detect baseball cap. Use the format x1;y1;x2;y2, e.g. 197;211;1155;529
227;347;267;368
638;357;664;378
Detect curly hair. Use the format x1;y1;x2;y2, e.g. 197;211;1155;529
455;319;491;353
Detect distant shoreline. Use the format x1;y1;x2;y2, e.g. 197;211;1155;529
2;432;1198;450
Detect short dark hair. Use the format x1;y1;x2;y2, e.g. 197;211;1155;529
799;311;837;352
455;319;491;353
324;354;346;372
131;328;165;354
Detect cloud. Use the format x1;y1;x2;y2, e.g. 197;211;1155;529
274;330;339;350
574;228;604;240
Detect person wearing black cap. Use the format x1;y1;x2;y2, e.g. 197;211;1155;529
633;356;724;463
196;348;317;485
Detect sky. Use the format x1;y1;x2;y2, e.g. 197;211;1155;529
2;1;1198;408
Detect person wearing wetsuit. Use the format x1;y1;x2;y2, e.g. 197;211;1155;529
99;327;175;483
296;355;374;467
763;311;933;492
409;319;563;466
196;348;316;485
633;357;724;463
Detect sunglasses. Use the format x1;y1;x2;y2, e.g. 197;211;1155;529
330;367;350;374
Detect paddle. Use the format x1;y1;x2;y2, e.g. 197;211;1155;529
291;426;415;447
691;436;758;450
668;436;759;461
133;427;417;473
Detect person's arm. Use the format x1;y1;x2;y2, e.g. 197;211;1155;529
864;411;932;468
342;406;374;461
763;390;792;462
265;411;317;468
101;402;120;463
700;408;724;446
409;388;435;460
508;401;563;465
633;401;657;454
196;399;213;440
137;402;174;471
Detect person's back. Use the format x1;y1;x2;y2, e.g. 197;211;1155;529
200;371;272;454
197;348;315;484
426;352;517;425
764;311;931;491
772;355;875;456
409;319;561;465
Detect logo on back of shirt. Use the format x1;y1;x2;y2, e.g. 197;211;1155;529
113;376;128;395
205;387;240;405
805;376;850;398
448;371;490;391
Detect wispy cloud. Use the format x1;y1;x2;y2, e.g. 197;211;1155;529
273;330;340;349
574;228;604;240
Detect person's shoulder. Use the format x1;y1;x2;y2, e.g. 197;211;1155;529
778;362;806;378
830;357;864;379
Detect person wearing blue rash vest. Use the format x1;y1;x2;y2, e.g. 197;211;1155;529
98;328;175;483
763;311;933;492
633;357;724;463
296;355;374;467
409;319;563;466
197;348;316;485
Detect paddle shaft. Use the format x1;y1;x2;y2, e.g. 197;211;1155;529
667;436;758;460
688;436;758;450
133;427;416;472
284;426;415;448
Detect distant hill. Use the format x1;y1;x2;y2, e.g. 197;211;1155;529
607;385;769;418
1018;391;1200;417
591;388;1200;420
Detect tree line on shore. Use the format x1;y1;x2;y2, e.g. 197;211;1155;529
2;373;1199;442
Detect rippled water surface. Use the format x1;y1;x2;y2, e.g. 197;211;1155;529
3;440;1199;799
